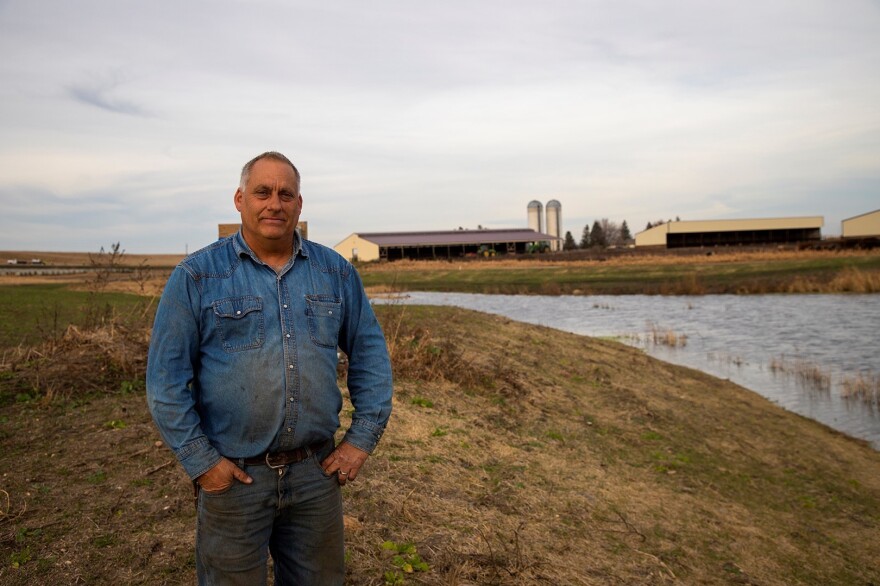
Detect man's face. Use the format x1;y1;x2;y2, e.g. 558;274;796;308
234;158;302;250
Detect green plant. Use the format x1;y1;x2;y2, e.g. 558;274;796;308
105;419;127;430
10;547;31;568
381;540;429;583
120;379;144;394
430;427;447;437
87;470;107;484
411;397;433;408
546;430;564;441
92;534;117;547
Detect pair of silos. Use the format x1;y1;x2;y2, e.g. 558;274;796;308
528;200;562;251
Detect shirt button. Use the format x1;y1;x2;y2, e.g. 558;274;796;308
236;310;241;315
286;334;291;338
283;304;288;309
287;428;292;432
328;310;333;315
289;397;294;402
288;364;294;369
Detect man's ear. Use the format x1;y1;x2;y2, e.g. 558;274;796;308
234;188;243;212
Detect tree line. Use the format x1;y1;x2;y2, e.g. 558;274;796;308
562;219;633;250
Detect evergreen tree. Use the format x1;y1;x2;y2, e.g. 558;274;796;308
590;220;607;248
563;231;577;251
579;224;591;249
620;220;632;243
645;221;653;230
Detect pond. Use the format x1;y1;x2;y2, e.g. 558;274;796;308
376;292;880;450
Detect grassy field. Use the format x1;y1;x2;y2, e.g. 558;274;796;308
1;283;879;584
358;249;880;295
0;285;153;350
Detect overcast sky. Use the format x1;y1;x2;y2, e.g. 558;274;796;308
1;0;878;253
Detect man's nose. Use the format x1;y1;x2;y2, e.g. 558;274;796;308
266;192;282;210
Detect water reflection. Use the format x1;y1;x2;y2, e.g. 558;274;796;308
376;292;880;449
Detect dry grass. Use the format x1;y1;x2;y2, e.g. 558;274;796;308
647;323;688;348
785;266;880;293
1;323;149;404
768;355;832;392
841;373;880;406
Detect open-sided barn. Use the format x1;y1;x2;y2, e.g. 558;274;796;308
634;217;823;248
334;229;560;261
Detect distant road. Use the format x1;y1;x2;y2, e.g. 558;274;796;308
0;251;185;268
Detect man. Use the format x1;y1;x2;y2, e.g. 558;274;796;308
146;151;393;585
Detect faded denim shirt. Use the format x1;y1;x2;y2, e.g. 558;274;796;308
146;231;393;480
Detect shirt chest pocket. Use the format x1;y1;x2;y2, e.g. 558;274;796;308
305;295;342;348
213;296;265;353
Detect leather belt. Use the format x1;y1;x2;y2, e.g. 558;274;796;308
241;440;331;468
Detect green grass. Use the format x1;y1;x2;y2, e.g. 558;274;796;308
361;254;880;295
0;284;151;349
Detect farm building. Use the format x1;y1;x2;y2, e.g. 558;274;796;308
841;209;880;239
634;217;823;249
334;229;561;262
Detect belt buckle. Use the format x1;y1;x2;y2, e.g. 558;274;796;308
264;452;285;469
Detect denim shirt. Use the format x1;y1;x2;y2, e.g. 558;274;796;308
146;231;393;480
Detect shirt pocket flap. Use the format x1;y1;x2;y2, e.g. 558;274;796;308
212;296;263;319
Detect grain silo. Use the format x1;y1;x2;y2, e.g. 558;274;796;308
546;200;561;251
527;200;544;234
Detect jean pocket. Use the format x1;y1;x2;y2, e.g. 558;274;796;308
310;453;337;480
305;295;342;348
213;296;265;353
202;486;233;497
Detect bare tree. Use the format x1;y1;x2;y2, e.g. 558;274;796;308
599;218;621;246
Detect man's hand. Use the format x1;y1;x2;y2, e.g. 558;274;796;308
321;442;370;485
197;457;253;493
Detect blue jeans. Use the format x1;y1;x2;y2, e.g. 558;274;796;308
195;443;344;585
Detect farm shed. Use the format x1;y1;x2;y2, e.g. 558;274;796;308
334;229;561;262
841;209;880;239
634;217;823;249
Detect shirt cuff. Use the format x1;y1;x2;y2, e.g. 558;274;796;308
174;436;223;480
342;418;386;454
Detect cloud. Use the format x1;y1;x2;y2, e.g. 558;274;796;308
66;70;149;116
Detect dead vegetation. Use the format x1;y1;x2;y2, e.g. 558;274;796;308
841;372;880;407
2;300;880;584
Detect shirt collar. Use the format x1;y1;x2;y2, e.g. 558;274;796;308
233;229;308;264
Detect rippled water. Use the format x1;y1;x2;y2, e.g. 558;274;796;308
376;292;880;449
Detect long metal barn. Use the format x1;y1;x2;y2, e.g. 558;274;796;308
635;217;824;248
334;229;560;262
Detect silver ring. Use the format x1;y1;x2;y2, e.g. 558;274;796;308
339;471;349;476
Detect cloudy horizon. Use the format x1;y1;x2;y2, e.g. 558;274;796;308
1;0;878;253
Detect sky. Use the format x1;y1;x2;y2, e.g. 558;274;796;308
1;0;879;253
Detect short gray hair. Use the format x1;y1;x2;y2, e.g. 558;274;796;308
239;151;301;191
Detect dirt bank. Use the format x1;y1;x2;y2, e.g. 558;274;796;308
1;306;879;584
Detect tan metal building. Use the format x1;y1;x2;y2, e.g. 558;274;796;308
334;229;561;262
841;209;880;239
634;217;823;248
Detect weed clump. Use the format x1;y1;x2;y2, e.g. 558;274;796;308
841;372;880;407
0;323;149;404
